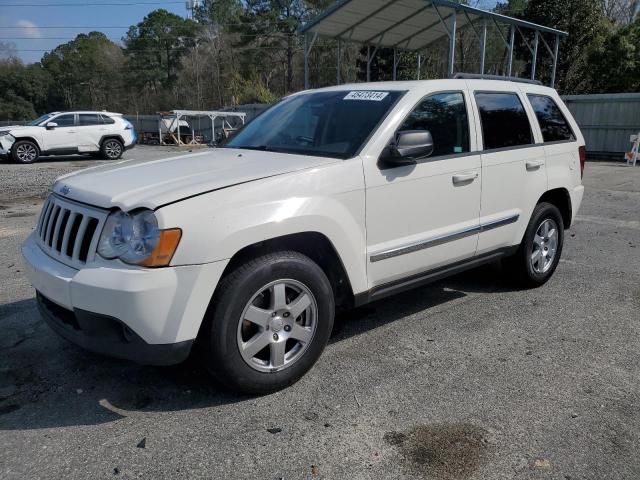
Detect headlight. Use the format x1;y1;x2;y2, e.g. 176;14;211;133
97;209;181;267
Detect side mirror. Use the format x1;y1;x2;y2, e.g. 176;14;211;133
381;130;434;166
45;122;58;130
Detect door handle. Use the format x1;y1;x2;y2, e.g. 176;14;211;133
452;172;478;185
526;159;544;170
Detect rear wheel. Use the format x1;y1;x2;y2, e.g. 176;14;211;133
202;251;334;394
100;138;124;160
11;140;39;164
504;202;564;287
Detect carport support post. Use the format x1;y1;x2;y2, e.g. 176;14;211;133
336;39;341;84
417;54;421;80
480;19;487;75
304;34;309;89
532;30;539;80
551;34;560;88
393;48;398;81
177;114;181;146
507;26;515;77
367;46;371;81
304;32;317;90
447;12;457;77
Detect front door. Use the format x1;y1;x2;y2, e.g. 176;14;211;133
364;90;482;289
42;113;78;152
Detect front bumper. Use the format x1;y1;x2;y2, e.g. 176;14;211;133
22;232;228;364
37;293;193;365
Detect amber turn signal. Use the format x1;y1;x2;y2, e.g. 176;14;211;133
140;228;182;267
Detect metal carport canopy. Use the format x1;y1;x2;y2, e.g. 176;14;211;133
300;0;568;87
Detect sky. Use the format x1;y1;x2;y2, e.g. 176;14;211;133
0;0;190;63
1;0;501;64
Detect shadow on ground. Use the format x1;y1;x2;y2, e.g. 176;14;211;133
0;261;521;431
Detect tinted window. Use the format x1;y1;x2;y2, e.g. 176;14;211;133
475;92;532;150
101;114;115;124
53;114;75;127
527;94;575;142
400;92;470;157
78;114;104;126
226;90;403;159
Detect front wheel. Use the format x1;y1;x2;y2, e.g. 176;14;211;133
100;138;124;160
203;251;335;394
504;202;564;287
11;140;39;164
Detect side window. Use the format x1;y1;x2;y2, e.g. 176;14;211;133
101;114;115;125
78;114;104;126
527;94;575;143
400;91;470;157
52;114;75;127
475;92;533;150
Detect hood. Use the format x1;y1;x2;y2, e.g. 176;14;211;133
1;125;31;133
52;148;339;210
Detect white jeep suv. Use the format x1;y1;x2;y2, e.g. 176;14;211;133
0;111;136;163
22;79;585;394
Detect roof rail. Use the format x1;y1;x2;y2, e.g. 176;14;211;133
453;73;544;86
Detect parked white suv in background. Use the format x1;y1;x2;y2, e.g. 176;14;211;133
22;79;585;394
0;111;136;163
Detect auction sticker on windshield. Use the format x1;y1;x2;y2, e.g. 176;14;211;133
344;91;390;101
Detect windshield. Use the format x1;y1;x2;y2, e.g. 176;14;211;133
28;113;55;126
225;90;404;159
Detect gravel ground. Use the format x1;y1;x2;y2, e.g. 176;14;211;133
0;151;639;480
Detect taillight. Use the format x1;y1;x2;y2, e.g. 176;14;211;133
578;146;586;179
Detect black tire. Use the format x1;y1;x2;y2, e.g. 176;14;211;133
100;138;124;160
11;140;39;164
504;202;564;287
202;251;335;394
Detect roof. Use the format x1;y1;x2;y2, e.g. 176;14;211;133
301;0;568;51
306;78;556;93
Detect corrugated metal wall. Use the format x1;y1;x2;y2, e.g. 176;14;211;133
562;93;640;157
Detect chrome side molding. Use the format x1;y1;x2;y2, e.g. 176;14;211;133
369;214;520;262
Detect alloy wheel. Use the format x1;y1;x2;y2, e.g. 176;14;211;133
237;279;318;373
16;143;37;163
530;218;558;274
104;141;122;159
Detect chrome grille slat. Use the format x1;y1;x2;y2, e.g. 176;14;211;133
72;216;89;262
36;194;109;269
60;211;77;258
51;208;66;250
45;205;60;246
39;200;54;240
36;198;52;236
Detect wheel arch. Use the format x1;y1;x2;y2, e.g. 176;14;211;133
100;134;125;146
537;188;572;229
218;231;356;312
12;136;42;151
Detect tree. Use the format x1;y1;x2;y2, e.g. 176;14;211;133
41;32;125;110
124;9;200;87
522;0;610;93
587;17;640;92
0;58;51;120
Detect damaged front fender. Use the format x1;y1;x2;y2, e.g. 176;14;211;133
0;133;15;157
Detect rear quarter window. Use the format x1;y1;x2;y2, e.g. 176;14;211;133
527;94;575;143
475;92;533;150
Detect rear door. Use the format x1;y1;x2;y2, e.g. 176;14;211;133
525;92;582;196
77;113;105;152
469;84;547;255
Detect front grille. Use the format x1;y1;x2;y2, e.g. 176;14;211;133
36;194;108;268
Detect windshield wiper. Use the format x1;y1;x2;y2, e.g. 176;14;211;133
234;145;271;152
